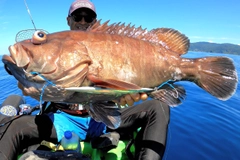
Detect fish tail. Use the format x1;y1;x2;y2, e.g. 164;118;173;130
192;57;238;100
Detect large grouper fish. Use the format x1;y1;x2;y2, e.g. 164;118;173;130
2;20;238;129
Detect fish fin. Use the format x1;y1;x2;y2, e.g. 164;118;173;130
88;102;121;129
87;74;141;90
90;20;189;55
151;28;190;55
149;84;186;107
193;57;238;100
90;20;111;32
90;20;149;42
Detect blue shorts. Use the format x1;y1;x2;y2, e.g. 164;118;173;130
48;110;107;142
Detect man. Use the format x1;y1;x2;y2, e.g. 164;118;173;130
0;0;169;160
67;0;97;31
66;2;169;159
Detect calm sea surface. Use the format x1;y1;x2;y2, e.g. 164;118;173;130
0;52;240;160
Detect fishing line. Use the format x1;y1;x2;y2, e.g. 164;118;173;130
23;0;37;30
30;72;57;113
157;80;179;99
157;80;175;90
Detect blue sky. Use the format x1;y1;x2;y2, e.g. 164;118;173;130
0;0;240;55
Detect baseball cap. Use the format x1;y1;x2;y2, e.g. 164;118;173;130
68;0;97;18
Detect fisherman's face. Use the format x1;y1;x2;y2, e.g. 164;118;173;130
67;8;96;31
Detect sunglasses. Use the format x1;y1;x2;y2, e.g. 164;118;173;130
71;15;94;23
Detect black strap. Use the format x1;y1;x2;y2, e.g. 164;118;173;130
0;115;24;140
40;102;89;117
125;133;135;160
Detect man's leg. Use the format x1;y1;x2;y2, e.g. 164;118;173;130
112;100;170;160
0;114;57;160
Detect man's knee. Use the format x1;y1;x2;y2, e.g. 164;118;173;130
146;100;170;120
147;100;169;111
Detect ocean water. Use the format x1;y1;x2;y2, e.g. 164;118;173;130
0;52;240;160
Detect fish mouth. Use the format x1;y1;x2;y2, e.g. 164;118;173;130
2;52;47;99
2;56;18;77
3;45;29;72
2;45;34;89
3;45;16;65
2;53;65;100
7;45;18;64
2;54;27;83
3;55;15;75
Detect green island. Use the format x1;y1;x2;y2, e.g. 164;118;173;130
189;42;240;55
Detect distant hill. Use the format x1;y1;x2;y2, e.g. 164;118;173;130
189;42;240;55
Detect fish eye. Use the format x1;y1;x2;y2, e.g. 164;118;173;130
31;30;47;44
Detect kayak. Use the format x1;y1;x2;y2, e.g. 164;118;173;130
18;140;135;160
0;95;135;160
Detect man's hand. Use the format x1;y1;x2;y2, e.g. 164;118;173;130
114;93;148;106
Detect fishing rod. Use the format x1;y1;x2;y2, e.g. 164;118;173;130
23;0;37;30
15;0;48;42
